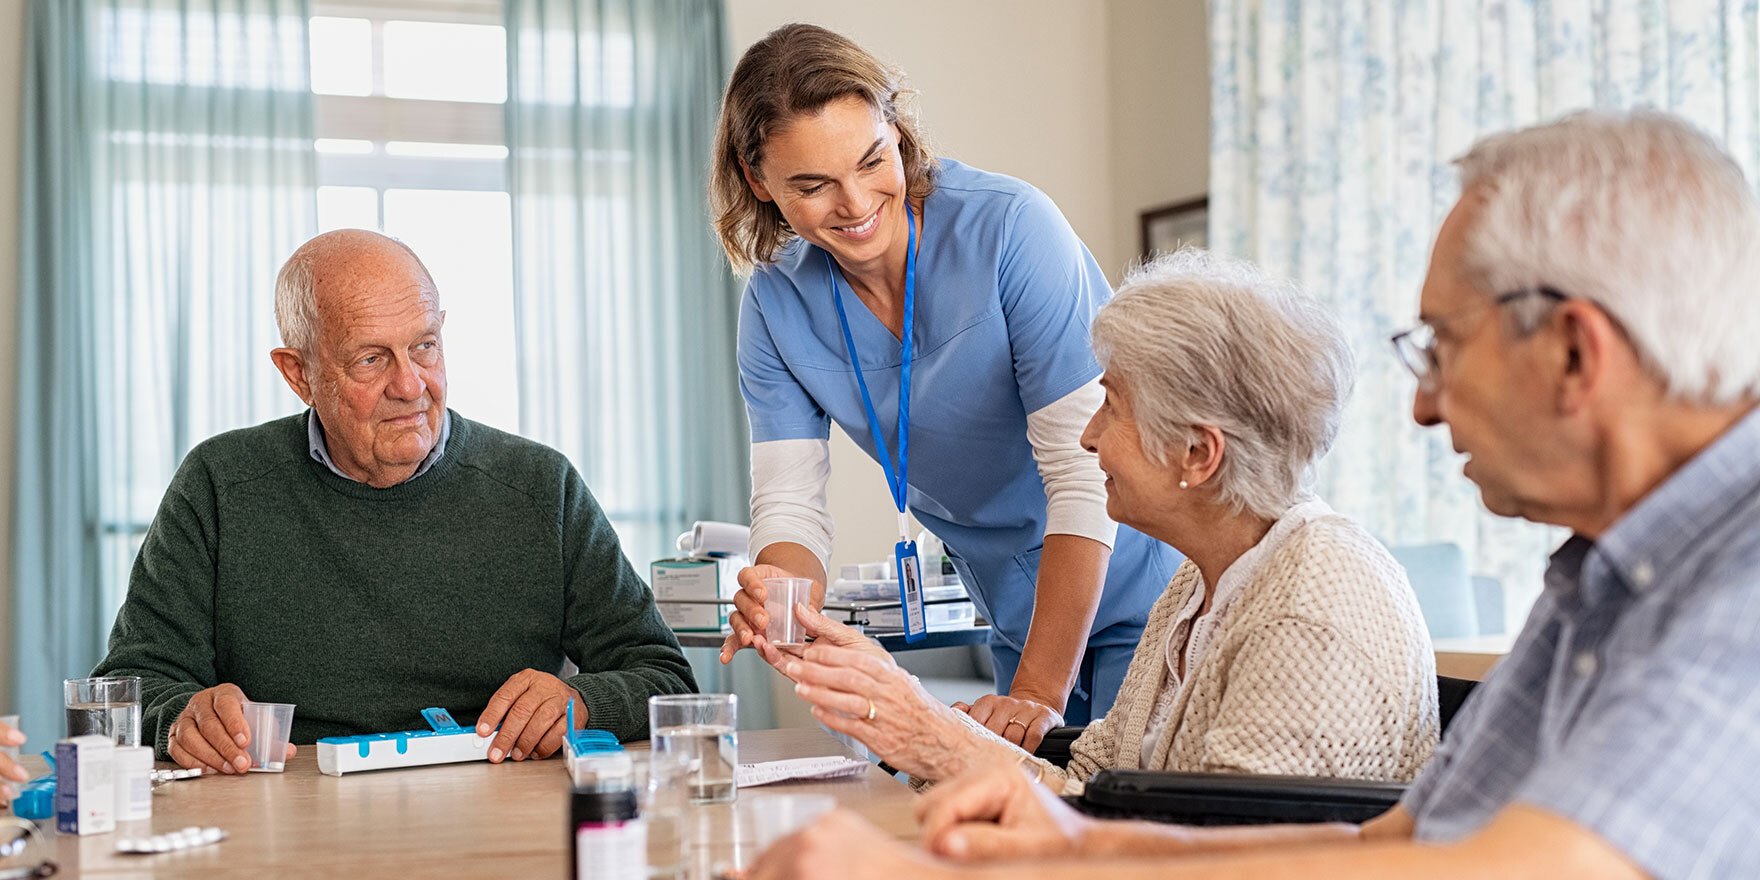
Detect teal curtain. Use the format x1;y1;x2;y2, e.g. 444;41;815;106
14;0;315;746
505;0;746;563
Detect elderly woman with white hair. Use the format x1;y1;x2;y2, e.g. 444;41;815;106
758;249;1439;791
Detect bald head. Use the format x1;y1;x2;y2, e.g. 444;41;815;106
275;229;439;355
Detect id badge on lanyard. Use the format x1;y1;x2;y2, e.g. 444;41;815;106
830;203;927;642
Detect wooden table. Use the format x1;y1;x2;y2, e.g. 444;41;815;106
1434;634;1516;681
22;727;915;878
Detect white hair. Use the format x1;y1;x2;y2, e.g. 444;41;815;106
274;248;321;354
1092;248;1356;520
1455;109;1760;403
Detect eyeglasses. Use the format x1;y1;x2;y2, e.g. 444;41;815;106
1390;287;1566;391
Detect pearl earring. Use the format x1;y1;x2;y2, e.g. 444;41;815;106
1179;480;1189;489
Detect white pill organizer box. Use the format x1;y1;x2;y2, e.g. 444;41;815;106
316;707;493;777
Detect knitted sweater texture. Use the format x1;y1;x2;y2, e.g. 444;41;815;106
94;411;696;757
1046;513;1439;791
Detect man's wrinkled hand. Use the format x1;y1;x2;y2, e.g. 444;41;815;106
916;761;1093;862
476;669;587;763
169;683;296;775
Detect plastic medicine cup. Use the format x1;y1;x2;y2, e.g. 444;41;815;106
0;714;18;760
239;701;296;772
761;577;814;648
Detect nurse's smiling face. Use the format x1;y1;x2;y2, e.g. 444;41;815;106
742;95;910;277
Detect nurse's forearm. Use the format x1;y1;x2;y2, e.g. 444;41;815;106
1010;534;1110;712
754;542;830;608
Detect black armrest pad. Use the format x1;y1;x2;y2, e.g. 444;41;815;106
1077;768;1406;826
1033;726;1085;768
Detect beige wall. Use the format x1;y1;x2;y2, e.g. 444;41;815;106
0;0;24;713
1109;0;1210;268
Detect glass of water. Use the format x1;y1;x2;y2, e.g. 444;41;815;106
648;694;737;805
63;676;142;747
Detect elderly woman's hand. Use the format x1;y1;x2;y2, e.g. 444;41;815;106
774;633;972;781
752;602;891;670
744;810;954;880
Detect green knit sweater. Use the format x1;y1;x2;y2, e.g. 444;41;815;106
94;411;697;758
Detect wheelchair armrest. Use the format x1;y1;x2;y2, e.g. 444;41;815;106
1033;726;1086;768
1075;768;1406;826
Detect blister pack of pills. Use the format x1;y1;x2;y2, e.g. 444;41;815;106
116;826;227;854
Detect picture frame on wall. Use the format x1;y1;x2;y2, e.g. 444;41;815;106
1139;196;1209;261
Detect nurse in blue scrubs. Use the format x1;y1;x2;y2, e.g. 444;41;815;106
710;24;1179;748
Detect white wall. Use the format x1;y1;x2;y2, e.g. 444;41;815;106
0;0;25;713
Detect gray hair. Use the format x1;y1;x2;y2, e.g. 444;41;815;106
274;248;321;354
1092;249;1355;520
1454;109;1760;403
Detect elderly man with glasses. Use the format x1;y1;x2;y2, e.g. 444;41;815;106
745;109;1760;880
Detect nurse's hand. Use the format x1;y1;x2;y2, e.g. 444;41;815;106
720;564;819;663
952;694;1063;752
0;720;27;804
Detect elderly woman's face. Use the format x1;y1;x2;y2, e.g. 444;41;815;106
1081;372;1182;533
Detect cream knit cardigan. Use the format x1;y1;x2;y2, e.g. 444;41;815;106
962;513;1439;795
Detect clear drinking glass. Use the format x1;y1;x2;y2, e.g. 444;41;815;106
648;694;737;805
63;677;142;747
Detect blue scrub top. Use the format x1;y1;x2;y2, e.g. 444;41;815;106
737;160;1178;657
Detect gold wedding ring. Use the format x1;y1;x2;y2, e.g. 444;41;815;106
866;698;878;722
1005;718;1028;731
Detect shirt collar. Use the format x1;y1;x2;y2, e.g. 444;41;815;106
1562;406;1760;605
307;408;452;485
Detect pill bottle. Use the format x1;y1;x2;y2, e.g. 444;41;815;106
571;786;644;880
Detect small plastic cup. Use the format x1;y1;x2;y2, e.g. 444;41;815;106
762;578;814;647
737;793;837;868
240;701;295;772
0;715;18;760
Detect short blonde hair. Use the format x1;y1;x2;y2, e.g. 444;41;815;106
1092;249;1355;519
710;24;938;273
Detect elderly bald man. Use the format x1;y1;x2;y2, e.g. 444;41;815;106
94;229;695;775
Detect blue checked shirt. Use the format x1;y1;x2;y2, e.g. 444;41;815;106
1403;408;1760;879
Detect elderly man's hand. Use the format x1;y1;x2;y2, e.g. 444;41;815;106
476;669;587;763
916;762;1095;862
169;683;297;775
0;719;27;804
953;694;1064;752
745;809;953;880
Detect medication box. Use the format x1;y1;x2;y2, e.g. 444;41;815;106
651;557;737;632
55;735;115;835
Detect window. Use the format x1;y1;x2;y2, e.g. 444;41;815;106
310;0;518;432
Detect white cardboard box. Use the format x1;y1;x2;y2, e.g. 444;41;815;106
55;735;115;835
651;557;738;632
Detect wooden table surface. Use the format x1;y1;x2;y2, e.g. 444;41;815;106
20;727;915;879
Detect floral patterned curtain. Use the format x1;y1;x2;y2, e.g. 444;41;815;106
1209;0;1760;621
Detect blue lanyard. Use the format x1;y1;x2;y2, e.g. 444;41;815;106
828;202;917;539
